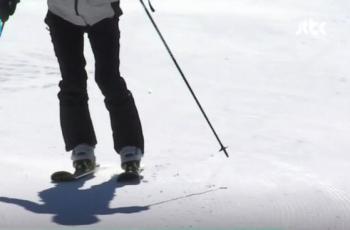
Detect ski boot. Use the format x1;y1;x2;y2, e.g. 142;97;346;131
117;146;143;182
71;144;96;176
51;144;97;182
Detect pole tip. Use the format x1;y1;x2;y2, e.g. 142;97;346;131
219;146;229;157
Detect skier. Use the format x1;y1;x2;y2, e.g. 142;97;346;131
2;0;145;174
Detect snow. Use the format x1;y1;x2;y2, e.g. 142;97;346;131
0;0;350;229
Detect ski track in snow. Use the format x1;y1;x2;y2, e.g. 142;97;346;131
0;0;350;229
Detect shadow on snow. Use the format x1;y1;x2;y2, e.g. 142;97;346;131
0;174;227;226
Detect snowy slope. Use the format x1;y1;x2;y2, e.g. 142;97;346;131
0;0;350;229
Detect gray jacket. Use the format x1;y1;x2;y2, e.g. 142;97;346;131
47;0;120;26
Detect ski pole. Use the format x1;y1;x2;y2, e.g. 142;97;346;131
139;0;229;157
0;20;5;37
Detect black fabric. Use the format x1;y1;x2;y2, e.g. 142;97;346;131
44;4;144;154
0;0;20;22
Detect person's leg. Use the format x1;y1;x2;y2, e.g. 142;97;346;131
45;11;97;152
87;3;144;157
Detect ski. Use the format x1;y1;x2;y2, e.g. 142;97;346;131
51;164;100;182
116;165;145;183
51;163;145;183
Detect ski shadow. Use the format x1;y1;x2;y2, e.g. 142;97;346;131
0;174;149;226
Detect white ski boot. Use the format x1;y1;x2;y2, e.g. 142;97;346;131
120;146;143;173
71;144;96;173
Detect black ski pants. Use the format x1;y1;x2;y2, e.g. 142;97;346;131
44;4;144;154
